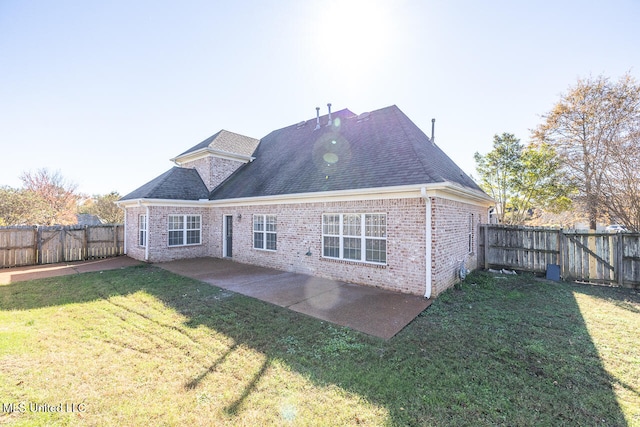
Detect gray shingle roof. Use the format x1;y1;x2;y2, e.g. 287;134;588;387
121;105;486;202
175;129;260;159
210;105;484;200
120;167;209;201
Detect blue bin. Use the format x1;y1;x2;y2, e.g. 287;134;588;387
546;264;561;281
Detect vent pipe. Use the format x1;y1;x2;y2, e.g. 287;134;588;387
326;103;332;126
315;107;321;130
431;118;435;144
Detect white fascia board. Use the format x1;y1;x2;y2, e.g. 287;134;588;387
116;199;211;208
171;148;255;165
209;183;493;207
116;183;493;209
422;182;495;206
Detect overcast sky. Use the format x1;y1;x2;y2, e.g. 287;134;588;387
1;0;638;196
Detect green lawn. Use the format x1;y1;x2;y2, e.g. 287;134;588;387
0;265;638;426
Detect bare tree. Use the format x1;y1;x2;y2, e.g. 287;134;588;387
532;73;640;229
20;168;80;225
602;125;640;231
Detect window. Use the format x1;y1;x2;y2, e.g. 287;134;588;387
365;214;387;263
254;214;277;251
138;215;147;247
322;214;340;258
168;215;201;247
322;213;387;264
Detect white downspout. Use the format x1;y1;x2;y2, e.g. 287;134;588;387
144;205;150;262
421;187;432;299
122;205;127;255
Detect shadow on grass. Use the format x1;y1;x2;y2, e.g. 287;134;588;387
570;281;640;314
0;265;632;425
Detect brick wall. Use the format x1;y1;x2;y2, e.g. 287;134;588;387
125;206;213;263
208;197;428;295
124;195;488;296
431;197;486;296
124;206;146;261
181;157;246;191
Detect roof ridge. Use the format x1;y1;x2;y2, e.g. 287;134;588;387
218;128;259;141
268;107;357;134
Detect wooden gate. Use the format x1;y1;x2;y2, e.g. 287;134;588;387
479;225;640;288
561;232;617;284
38;226;85;264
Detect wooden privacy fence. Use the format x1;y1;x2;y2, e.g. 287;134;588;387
479;224;640;288
0;225;124;268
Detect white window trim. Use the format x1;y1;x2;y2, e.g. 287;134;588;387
322;213;387;265
168;214;202;247
138;214;147;247
253;214;277;251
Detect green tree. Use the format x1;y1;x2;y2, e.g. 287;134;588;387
532;73;640;229
81;192;124;224
511;143;574;224
474;133;522;224
0;187;28;226
475;133;573;225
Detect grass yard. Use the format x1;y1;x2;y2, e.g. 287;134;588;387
0;265;638;426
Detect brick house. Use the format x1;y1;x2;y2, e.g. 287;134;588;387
118;105;493;297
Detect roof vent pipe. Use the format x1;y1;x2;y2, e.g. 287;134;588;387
431;118;435;144
326;103;332;126
315;107;321;130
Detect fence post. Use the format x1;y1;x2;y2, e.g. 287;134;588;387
559;229;568;280
36;227;43;264
616;233;624;286
483;224;489;270
32;226;38;265
113;225;118;256
83;226;88;260
557;228;563;268
58;227;64;262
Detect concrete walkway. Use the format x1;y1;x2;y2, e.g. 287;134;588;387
157;257;432;339
0;256;142;285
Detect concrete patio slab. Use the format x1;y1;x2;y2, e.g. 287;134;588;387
157;257;431;339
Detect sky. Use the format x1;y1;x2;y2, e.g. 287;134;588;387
1;0;639;196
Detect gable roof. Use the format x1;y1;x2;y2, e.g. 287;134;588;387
172;129;260;163
210;105;484;200
120;167;209;201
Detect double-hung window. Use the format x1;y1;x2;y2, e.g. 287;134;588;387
253;214;277;251
168;215;201;246
138;214;147;247
322;213;387;264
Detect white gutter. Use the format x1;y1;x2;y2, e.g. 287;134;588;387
421;187;432;299
116;182;493;210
